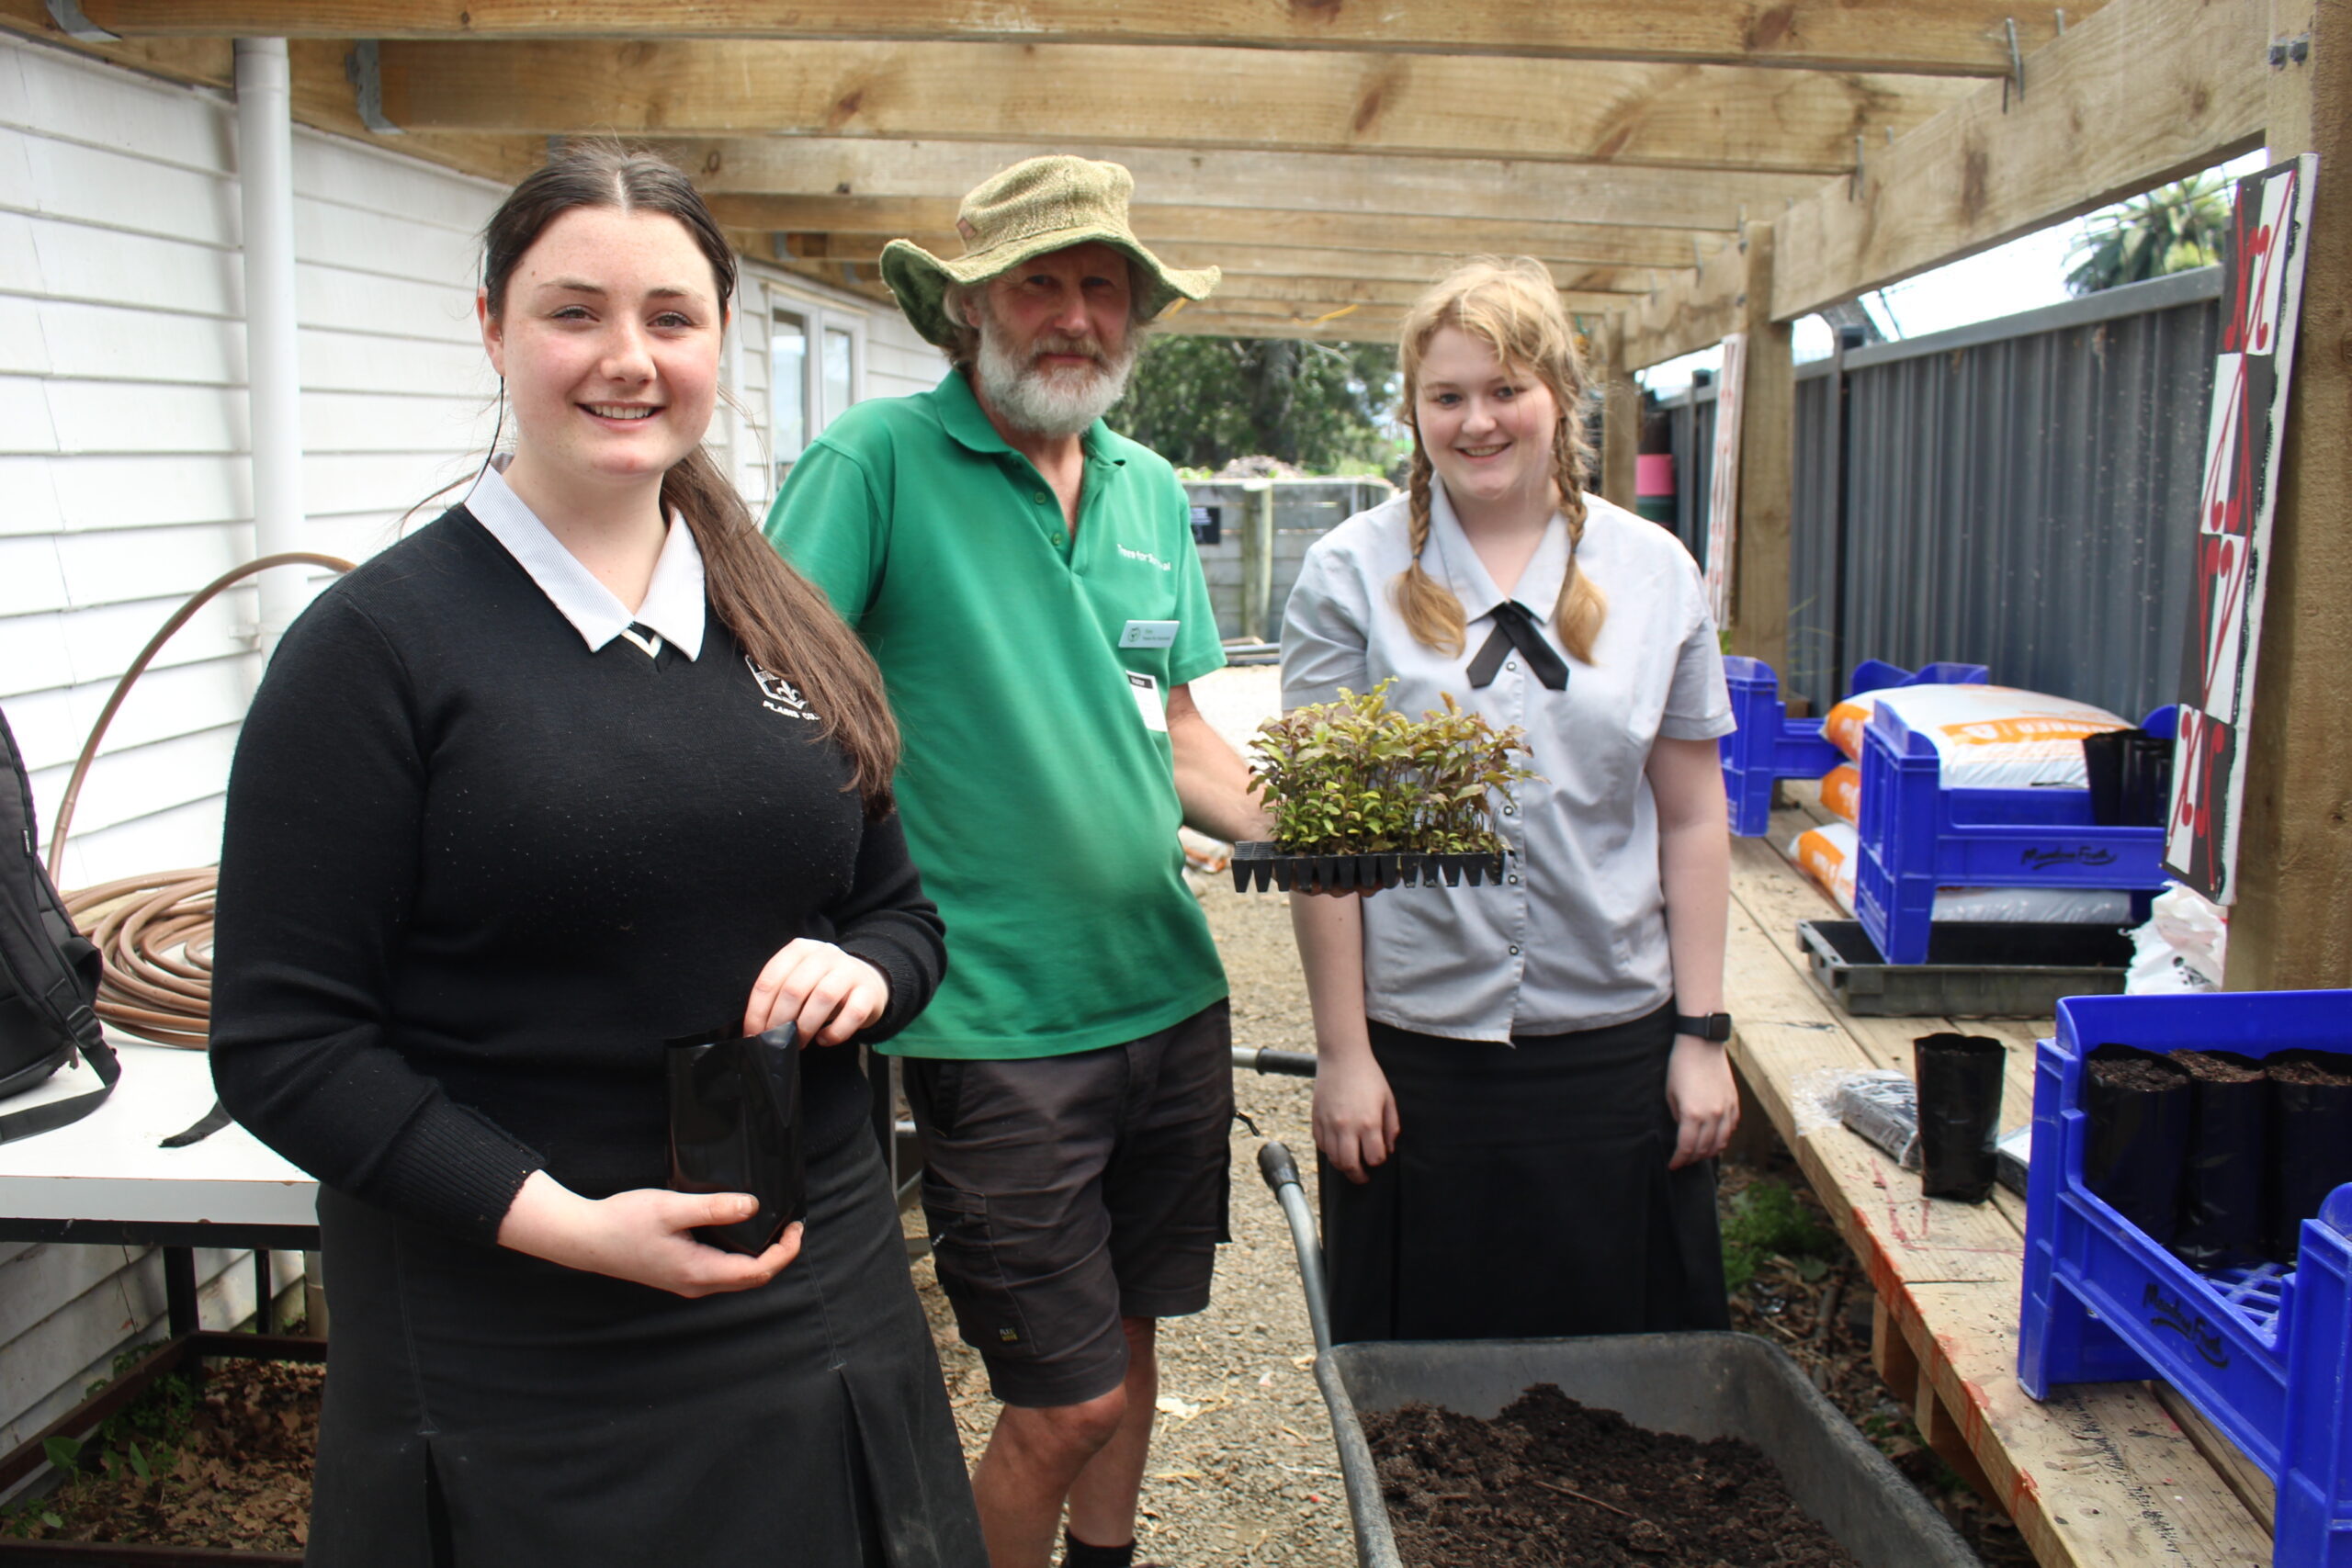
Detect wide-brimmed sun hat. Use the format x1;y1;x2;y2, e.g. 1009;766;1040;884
881;156;1220;350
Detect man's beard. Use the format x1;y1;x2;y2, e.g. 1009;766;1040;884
972;310;1138;439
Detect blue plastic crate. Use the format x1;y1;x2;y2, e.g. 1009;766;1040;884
1851;702;2174;965
1717;657;1988;837
2018;990;2352;1568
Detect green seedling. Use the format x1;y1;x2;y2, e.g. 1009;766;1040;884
1248;680;1536;856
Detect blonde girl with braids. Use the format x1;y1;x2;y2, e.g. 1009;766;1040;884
1280;257;1740;1344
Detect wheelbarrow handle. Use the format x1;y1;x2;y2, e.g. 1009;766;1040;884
1232;1045;1318;1077
1257;1139;1334;1354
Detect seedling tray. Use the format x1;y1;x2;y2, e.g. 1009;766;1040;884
2018;989;2352;1568
1229;841;1505;893
1796;919;2132;1017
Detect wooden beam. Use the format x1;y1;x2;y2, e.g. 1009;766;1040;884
1767;0;2267;318
776;234;1648;293
1596;316;1640;508
670;137;1825;236
1727;220;1793;675
1620;235;1747;370
711;196;1744;269
2228;0;2352;989
70;0;2097;76
367;39;1974;174
1203;276;1632;313
1153;304;1408;340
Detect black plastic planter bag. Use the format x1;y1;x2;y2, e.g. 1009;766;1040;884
2267;1048;2352;1264
1915;1033;2006;1202
2082;1044;2191;1245
665;1022;808;1256
2081;728;2175;828
2170;1050;2268;1270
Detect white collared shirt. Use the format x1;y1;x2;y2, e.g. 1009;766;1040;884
1281;483;1734;1041
463;457;707;660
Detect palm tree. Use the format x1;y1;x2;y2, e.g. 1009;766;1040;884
2065;175;2232;296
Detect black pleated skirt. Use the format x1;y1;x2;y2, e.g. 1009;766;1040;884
308;1124;985;1568
1321;1003;1730;1345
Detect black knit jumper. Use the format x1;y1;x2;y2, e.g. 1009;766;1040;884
210;507;945;1240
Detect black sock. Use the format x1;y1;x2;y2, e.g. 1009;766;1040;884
1060;1529;1136;1568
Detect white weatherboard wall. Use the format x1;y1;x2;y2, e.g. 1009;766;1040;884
0;34;503;1459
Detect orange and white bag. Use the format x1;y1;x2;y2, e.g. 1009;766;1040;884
1820;684;2130;790
1788;822;2133;925
1819;763;1862;825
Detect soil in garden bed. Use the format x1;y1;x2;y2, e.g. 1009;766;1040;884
1365;1382;1859;1567
4;1356;319;1553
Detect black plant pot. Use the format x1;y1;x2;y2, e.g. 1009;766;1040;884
2081;728;2176;827
2170;1050;2268;1271
665;1021;808;1256
1914;1032;2005;1202
2081;1043;2192;1245
1229;841;1506;894
2267;1048;2352;1264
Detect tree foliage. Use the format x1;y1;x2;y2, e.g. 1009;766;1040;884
1112;333;1398;472
2065;176;2231;297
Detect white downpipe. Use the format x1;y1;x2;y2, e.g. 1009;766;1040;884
235;39;305;656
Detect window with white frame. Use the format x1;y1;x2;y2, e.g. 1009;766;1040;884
771;300;865;488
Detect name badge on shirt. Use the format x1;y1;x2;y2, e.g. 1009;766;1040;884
1126;671;1169;733
1119;619;1180;649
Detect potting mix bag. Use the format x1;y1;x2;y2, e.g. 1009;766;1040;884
1822;683;2130;788
1788;822;2134;924
1819;762;1861;824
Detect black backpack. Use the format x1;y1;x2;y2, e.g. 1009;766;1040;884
0;705;118;1143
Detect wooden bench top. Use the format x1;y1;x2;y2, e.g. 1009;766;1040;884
1725;802;2274;1568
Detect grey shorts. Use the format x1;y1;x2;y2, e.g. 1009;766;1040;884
903;1000;1233;1409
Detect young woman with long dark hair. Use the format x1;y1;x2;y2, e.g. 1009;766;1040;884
210;144;985;1566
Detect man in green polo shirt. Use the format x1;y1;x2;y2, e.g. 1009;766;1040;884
763;157;1269;1568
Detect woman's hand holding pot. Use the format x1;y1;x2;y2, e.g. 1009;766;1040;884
743;939;888;1046
498;1171;802;1296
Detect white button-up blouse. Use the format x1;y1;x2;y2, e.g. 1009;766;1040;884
1280;483;1734;1042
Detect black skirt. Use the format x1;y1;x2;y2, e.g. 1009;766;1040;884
308;1124;985;1568
1321;1004;1730;1344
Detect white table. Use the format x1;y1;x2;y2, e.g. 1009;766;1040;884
0;1038;318;1334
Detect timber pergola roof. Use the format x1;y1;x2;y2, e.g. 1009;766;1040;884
0;0;2260;350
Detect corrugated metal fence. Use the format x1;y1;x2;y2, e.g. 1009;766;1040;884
1662;266;2220;719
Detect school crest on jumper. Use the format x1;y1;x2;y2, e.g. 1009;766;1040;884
746;657;818;722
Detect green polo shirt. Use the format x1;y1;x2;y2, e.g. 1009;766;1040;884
763;370;1228;1059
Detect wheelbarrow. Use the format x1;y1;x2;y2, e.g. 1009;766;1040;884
1252;1137;1981;1567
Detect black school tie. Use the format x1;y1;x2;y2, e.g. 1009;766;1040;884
1465;601;1569;690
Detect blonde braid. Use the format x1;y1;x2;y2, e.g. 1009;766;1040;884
1550;417;1608;664
1394;441;1467;656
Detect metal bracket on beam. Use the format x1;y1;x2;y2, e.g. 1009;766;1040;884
2002;17;2025;109
2269;32;2312;66
44;0;118;42
345;41;404;136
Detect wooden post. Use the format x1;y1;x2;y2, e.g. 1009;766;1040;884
1598;315;1639;508
1240;479;1275;643
1728;220;1793;677
2229;0;2352;989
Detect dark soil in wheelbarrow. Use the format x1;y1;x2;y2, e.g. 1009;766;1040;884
1364;1382;1858;1567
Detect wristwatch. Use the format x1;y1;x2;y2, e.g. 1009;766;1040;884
1673;1011;1734;1043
